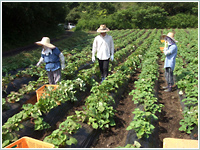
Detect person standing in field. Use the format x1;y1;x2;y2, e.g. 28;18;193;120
161;32;178;92
36;37;65;84
92;24;114;83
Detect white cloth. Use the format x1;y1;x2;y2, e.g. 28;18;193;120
92;34;114;60
59;52;65;70
42;47;52;56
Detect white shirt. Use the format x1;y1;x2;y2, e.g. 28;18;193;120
92;34;114;60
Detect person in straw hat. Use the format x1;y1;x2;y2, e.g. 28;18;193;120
161;32;178;92
36;37;65;84
92;24;114;83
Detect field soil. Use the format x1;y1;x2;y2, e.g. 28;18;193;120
91;58;191;148
3;30;192;148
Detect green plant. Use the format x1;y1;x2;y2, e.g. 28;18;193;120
117;141;141;148
43;129;77;148
179;105;198;134
126;108;157;139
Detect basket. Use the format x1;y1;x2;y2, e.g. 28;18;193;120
5;136;54;148
163;138;198;148
36;84;59;101
160;47;164;53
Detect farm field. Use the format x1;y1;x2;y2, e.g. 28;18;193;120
2;28;198;148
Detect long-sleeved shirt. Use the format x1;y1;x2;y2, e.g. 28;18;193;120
164;44;177;71
92;34;114;60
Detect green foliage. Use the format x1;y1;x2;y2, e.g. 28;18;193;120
167;13;198;28
2;2;67;51
126;108;156;139
117;141;141;148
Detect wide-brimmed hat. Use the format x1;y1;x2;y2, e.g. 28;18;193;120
161;32;178;43
35;37;56;49
97;25;110;33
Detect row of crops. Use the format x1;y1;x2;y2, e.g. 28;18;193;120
2;28;198;148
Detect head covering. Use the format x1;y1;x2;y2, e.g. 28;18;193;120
161;32;178;43
97;24;110;33
35;37;56;49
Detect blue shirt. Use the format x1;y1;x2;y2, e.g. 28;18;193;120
41;47;61;71
164;44;177;71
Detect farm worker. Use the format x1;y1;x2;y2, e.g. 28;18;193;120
35;37;65;84
161;32;178;92
92;24;114;83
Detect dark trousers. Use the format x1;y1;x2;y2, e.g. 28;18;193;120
165;67;174;86
47;68;61;84
98;58;110;79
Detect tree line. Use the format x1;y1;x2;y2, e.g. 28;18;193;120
2;2;198;51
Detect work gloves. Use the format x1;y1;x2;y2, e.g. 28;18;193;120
59;53;65;70
110;55;114;61
92;56;95;62
163;48;171;56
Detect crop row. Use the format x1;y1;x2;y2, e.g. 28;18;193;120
2;29;152;147
42;29;157;148
127;29;163;140
173;29;198;134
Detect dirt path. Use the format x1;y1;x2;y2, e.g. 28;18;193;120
91;57;191;148
157;59;191;142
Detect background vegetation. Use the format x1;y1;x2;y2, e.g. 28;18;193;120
2;2;198;52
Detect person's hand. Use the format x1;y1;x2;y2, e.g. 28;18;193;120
92;56;95;62
110;55;114;61
61;64;65;70
36;62;40;67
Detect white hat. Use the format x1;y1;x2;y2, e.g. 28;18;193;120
35;37;56;49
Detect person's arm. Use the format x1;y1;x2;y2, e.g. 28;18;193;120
164;45;176;56
36;57;44;66
92;37;97;62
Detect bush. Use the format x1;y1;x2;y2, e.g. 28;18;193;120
167;13;198;28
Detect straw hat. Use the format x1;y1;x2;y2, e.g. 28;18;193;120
35;37;56;49
161;32;178;43
97;24;110;33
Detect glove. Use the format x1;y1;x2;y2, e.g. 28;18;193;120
36;57;44;67
92;56;95;62
164;49;171;55
61;63;65;70
110;55;114;61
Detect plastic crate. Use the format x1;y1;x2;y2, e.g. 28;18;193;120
36;84;59;101
5;136;54;148
163;138;198;148
160;47;164;53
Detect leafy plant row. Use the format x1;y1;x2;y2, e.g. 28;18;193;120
2;29;144;106
2;29;136;93
2;28;151;147
173;29;198;134
127;29;163;139
42;29;156;148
